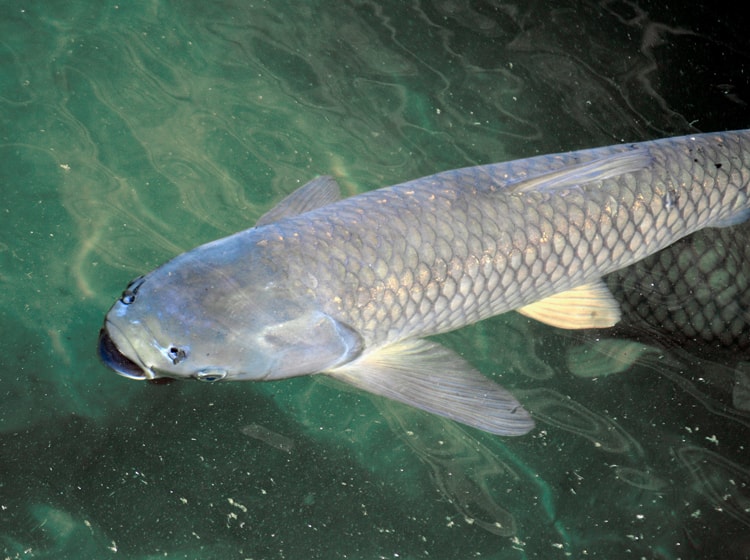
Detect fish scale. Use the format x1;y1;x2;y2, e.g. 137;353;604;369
98;130;750;435
607;220;750;353
264;131;750;345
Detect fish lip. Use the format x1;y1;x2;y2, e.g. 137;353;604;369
98;323;152;380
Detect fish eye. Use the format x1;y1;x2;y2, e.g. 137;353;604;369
195;368;228;382
167;345;188;365
120;275;145;305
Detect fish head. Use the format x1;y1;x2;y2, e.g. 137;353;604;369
98;234;363;383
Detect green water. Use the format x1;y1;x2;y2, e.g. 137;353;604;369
2;1;749;558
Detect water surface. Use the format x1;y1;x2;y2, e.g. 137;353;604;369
2;1;749;558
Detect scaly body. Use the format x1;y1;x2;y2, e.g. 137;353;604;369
99;130;750;435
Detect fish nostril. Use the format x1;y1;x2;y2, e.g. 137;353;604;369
120;275;145;305
98;328;147;380
120;293;136;305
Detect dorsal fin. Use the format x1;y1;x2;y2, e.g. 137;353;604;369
255;175;342;227
508;151;651;193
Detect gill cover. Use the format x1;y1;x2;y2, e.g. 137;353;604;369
98;175;360;381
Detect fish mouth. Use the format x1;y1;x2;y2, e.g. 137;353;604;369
98;327;149;380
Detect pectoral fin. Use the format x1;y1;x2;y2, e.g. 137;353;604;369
256;175;342;226
516;281;621;329
325;339;534;436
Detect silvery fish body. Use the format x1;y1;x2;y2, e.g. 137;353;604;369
98;130;750;435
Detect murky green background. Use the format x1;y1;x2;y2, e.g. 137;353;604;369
2;1;749;558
